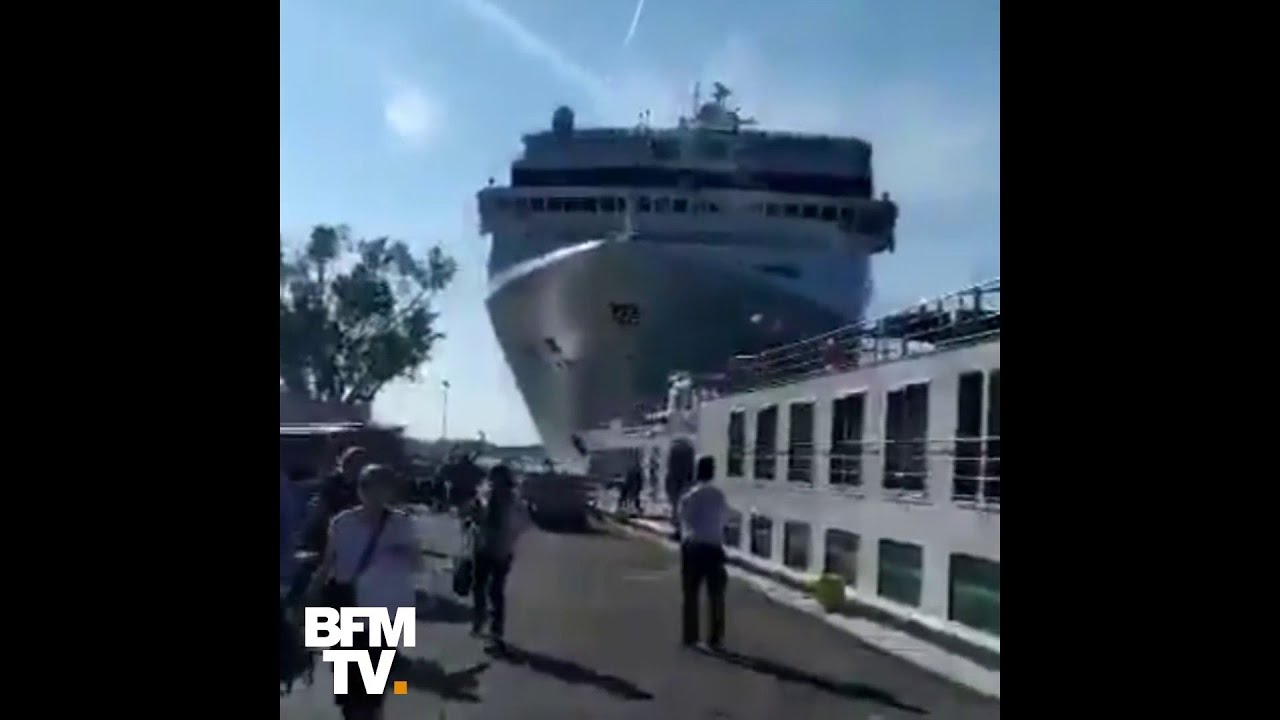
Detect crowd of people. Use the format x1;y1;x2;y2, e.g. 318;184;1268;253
279;445;534;720
279;440;734;717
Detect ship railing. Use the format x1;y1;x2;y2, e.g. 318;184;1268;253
725;436;1000;509
590;373;732;432
726;279;1000;392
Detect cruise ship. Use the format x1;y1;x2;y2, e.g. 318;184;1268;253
477;84;900;471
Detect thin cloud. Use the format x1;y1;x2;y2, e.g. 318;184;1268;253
383;82;440;148
453;0;609;100
623;0;646;47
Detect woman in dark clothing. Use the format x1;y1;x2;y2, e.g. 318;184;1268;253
468;464;530;649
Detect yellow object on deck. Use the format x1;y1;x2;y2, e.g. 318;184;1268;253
812;574;846;612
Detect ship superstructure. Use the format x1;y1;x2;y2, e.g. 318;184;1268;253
477;84;899;470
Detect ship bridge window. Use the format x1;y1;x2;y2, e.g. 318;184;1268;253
749;514;773;558
599;197;617;213
949;553;1000;636
821;206;837;222
547;197;565;212
578;197;598;213
802;204;819;219
766;203;780;217
673;198;688;213
753;405;778;480
654;197;671;213
884;382;929;493
784;204;800;218
637;196;652;212
510;166;871;198
651;139;680;160
727;410;745;478
700;138;729;159
724;509;743;548
787;402;815;484
830;393;865;487
783;521;812;570
530;197;545;211
839;207;855;224
823;529;860;587
756;264;801;280
617;197;627;212
878;539;923;607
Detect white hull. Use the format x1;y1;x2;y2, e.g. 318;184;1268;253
486;236;868;471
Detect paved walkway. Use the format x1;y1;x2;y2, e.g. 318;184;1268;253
281;511;1000;719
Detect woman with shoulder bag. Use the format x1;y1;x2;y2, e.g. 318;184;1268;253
306;464;422;720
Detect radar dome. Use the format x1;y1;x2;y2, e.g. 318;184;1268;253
552;106;575;135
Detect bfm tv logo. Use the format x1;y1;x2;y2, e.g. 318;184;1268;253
305;607;416;695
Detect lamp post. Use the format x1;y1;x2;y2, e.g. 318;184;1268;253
440;379;450;440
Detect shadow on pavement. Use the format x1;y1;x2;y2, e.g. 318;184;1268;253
483;642;653;701
531;515;611;536
393;657;490;703
414;590;473;624
700;647;927;715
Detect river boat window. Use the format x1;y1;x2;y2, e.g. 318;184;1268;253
787;402;815;483
823;529;860;586
830;393;865;487
878;539;923;607
724;509;743;548
783;521;812;570
884;382;929;492
753;406;778;480
949;553;1000;636
750;514;773;558
727;410;745;478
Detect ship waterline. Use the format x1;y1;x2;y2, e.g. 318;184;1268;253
487;236;859;471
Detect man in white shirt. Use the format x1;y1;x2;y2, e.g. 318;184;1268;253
677;456;730;650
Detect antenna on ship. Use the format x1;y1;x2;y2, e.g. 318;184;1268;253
711;81;729;106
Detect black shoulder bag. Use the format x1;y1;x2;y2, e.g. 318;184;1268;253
324;510;390;608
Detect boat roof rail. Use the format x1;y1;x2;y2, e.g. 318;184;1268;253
725;278;1000;392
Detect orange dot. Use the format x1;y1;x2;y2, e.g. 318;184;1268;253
393;680;408;695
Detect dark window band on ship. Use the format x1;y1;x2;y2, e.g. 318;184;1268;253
510;166;872;198
495;194;876;229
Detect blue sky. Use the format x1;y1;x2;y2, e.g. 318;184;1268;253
280;0;1000;445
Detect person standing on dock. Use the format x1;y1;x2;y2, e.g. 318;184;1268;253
305;464;422;720
677;456;729;651
301;446;367;554
622;463;644;516
468;464;531;650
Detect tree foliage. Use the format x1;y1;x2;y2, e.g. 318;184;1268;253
280;225;457;404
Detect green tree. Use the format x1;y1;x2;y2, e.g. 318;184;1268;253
280;224;457;404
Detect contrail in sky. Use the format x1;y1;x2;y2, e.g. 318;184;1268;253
623;0;646;47
455;0;609;99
